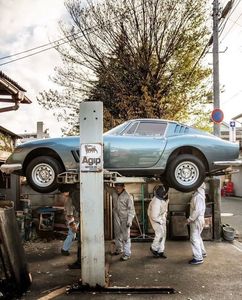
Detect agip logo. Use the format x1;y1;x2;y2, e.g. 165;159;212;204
80;143;103;172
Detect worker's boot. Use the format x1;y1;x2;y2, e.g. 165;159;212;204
157;252;167;259
68;246;81;269
150;247;159;257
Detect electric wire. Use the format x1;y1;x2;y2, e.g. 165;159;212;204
221;90;242;104
218;0;240;38
0;32;81;61
220;0;242;42
0;1;148;66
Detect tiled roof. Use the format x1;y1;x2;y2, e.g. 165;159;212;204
0;70;32;104
0;70;26;92
0;125;22;138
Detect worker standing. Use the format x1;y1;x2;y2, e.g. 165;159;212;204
58;186;81;269
61;191;78;256
186;183;207;265
105;182;135;261
148;184;169;258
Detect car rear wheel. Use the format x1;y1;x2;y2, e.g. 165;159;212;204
166;154;206;193
26;156;63;193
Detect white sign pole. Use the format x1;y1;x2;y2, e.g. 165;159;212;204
79;102;105;287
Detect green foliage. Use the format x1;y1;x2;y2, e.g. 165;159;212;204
0;133;14;152
37;0;212;134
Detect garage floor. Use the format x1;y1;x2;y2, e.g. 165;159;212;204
21;238;242;300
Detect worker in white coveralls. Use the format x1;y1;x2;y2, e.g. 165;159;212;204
148;184;169;259
105;182;135;261
186;183;207;265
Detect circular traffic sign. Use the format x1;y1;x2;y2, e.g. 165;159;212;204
211;108;224;124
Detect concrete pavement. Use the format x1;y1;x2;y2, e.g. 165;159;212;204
221;196;242;239
21;238;242;300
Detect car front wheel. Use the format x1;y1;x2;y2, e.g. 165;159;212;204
26;156;63;193
166;154;206;193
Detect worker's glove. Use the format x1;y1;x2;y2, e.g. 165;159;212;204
70;222;78;232
186;218;191;225
126;221;132;228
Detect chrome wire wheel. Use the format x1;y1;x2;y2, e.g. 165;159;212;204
174;160;200;186
31;163;55;187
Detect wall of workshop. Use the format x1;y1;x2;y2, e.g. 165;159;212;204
21;184;58;210
119;182;193;240
19;184;65;238
18;180;215;241
115;182;214;241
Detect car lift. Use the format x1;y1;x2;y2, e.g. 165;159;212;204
56;101;176;296
57;171;176;295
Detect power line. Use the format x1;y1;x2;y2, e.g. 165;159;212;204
0;32;81;61
221;90;242;104
220;1;242;42
0;1;147;66
218;0;240;37
0;1;212;68
0;39;69;66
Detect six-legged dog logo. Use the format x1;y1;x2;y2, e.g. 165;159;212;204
85;144;98;154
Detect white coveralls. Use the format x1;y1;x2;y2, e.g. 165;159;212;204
106;186;135;257
148;196;169;254
188;184;206;260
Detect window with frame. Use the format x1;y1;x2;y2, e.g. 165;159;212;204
135;122;167;136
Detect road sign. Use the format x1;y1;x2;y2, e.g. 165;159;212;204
211;108;224;124
230;120;236;128
80;143;102;172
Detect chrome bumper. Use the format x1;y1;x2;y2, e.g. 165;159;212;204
0;163;22;174
214;160;242;167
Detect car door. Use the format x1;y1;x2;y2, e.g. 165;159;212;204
104;121;167;168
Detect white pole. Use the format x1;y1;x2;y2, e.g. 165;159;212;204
79;101;105;287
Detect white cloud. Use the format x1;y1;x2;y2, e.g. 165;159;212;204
0;0;67;137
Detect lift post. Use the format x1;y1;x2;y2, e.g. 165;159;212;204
79;101;105;287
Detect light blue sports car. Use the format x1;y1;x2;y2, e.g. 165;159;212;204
1;119;240;193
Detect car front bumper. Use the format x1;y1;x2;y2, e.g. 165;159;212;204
0;163;22;174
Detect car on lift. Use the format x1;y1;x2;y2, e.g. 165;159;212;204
1;118;241;193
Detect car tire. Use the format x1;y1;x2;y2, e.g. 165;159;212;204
166;154;206;193
26;156;63;193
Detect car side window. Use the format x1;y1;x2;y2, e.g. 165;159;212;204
135;122;167;136
122;121;167;136
123;122;139;135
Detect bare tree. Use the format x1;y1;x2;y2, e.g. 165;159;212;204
38;0;212;134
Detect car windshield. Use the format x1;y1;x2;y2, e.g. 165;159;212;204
104;121;130;135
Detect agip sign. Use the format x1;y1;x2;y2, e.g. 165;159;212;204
80;143;103;172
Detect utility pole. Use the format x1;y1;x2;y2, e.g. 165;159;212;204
213;0;220;137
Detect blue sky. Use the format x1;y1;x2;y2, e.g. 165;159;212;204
0;0;242;137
